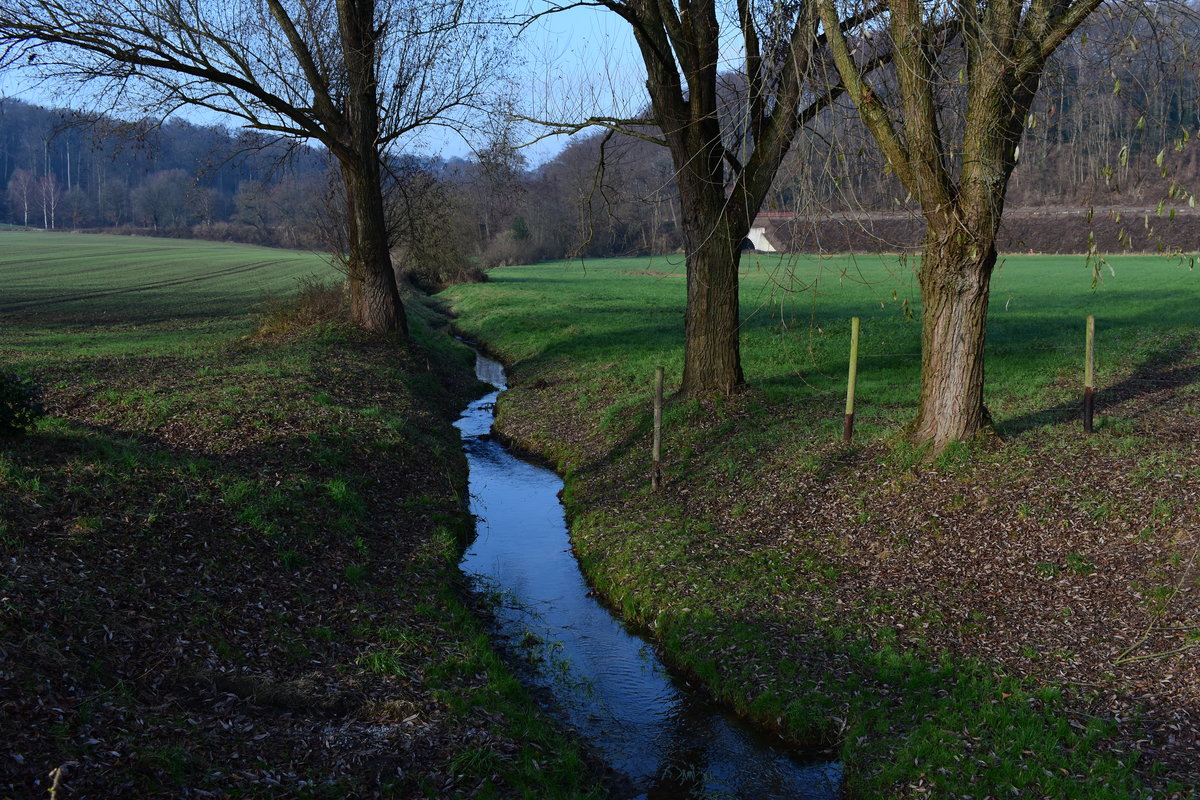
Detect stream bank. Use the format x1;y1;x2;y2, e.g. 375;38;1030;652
0;297;607;798
443;267;1196;797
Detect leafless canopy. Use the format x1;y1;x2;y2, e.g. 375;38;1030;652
0;0;508;160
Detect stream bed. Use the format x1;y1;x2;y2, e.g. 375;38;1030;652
456;352;841;799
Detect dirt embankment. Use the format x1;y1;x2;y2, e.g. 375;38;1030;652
766;208;1200;254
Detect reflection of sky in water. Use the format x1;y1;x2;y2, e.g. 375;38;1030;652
457;355;841;799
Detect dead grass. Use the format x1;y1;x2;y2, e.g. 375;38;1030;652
255;276;349;338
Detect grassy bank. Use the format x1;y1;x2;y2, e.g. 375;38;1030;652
444;253;1200;798
0;231;601;798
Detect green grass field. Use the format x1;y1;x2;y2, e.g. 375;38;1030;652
0;231;603;798
444;252;1200;798
1;230;337;360
447;252;1199;434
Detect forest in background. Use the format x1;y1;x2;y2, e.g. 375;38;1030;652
3;6;1200;265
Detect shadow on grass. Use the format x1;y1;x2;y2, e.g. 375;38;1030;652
646;609;1149;799
556;381;872;506
997;339;1200;437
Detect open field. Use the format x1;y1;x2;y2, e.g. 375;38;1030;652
444;253;1200;798
0;230;331;317
0;230;332;348
446;252;1200;432
0;231;602;798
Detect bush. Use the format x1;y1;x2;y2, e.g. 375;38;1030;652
0;372;46;439
480;232;542;269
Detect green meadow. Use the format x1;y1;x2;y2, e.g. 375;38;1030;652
1;230;325;311
1;230;332;358
447;252;1200;433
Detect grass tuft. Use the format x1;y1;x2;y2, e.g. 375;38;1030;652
255;275;349;338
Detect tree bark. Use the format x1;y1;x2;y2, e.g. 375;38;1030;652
681;206;745;395
669;124;748;396
342;161;407;335
912;225;997;448
337;0;407;336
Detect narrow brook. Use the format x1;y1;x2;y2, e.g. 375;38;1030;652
456;352;841;799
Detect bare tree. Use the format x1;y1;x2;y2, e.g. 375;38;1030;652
132;169;190;229
7;168;34;226
0;0;509;334
528;0;886;395
817;0;1117;449
376;156;480;290
37;172;60;228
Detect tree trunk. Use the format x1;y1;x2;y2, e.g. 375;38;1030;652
682;238;744;395
912;228;996;448
336;0;407;336
680;203;745;396
342;162;407;335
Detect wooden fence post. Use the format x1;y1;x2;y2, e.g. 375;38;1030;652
652;366;664;489
844;317;860;443
1084;315;1095;434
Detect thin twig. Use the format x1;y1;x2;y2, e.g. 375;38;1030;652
48;762;78;800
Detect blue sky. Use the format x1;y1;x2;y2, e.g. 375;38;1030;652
413;0;650;164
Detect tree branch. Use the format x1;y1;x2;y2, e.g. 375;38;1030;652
513;113;667;146
816;0;919;191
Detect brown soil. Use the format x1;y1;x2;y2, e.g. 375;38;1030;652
765;207;1200;255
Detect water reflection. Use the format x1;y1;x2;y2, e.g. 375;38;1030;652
457;354;840;799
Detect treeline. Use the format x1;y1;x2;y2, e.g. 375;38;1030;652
0;100;331;248
4;4;1200;263
0;98;678;265
0;97;683;268
434;135;683;267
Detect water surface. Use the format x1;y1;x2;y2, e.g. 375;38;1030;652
457;353;840;799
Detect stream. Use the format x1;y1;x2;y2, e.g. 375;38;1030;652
456;352;841;799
